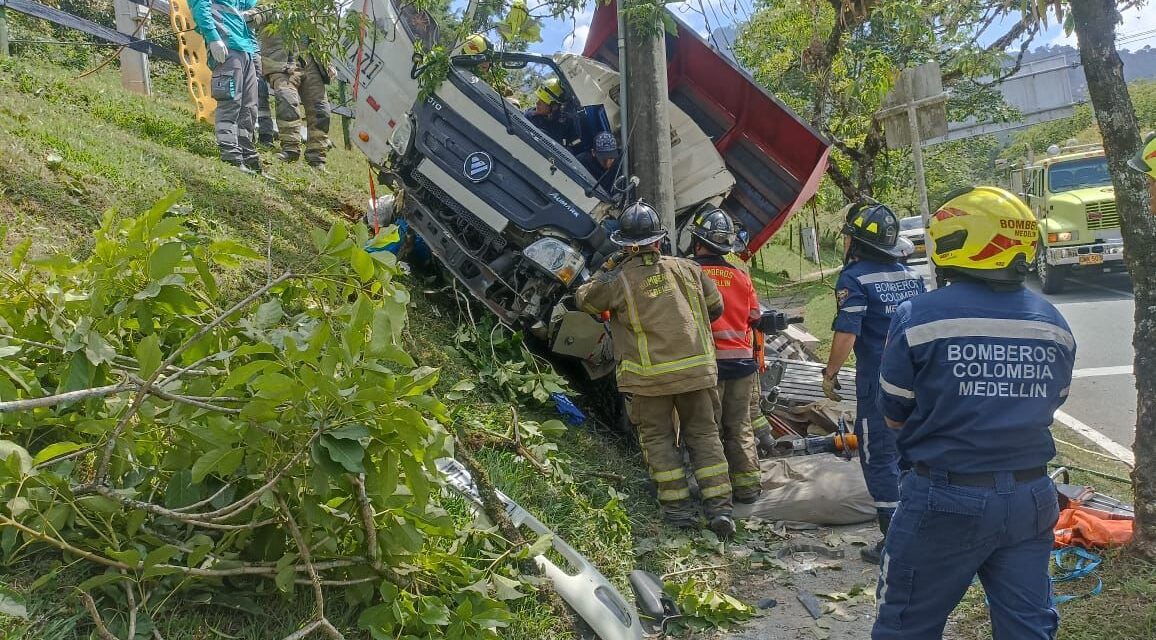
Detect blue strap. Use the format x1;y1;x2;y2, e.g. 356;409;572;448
1050;548;1103;604
551;392;586;426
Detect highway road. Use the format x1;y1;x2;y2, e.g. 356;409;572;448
911;262;1137;462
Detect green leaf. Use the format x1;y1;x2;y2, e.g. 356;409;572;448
491;574;525;601
76;495;120;517
57;352;93;396
208;239;263;267
0;442;34;476
6;497;30;518
148;242;185;279
77;572;129;593
251;371;294;401
32;442;86;466
164;470;201;509
327;424;370;441
84;332;117;366
318;434;366;474
526;534;553;558
0;346;20;359
9;237;32;269
191;448;245;483
351;247;375;282
106;548;141;567
221;360;280;391
254;300;284;329
0;584;29;620
143;545;180;571
136;333;163;379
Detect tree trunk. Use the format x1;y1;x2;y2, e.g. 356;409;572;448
1069;0;1156;560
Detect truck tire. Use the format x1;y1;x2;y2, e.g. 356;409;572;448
1036;246;1068;294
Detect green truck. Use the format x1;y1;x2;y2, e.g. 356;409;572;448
1007;144;1126;293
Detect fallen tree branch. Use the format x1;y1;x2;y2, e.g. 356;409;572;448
661;564;731;580
74;484;276;531
351;475;382;569
78;591;120;640
509;406;549;474
282;620;324;640
124;575;137;640
97;271;295;484
0;383;130;413
277;493;345;640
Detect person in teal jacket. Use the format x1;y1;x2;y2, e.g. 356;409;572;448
190;0;261;171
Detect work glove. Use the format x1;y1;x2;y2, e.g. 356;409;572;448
821;368;843;402
756;310;788;334
208;40;229;65
754;425;776;459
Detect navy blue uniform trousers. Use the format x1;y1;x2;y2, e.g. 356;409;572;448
873;470;1060;639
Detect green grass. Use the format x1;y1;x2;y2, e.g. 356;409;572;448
749;238;844;286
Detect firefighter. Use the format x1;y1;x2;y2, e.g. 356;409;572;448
575;202;736;538
248;10;332;168
461;34;513;97
689;208;771;503
822;202;923;564
1128;131;1156;210
580;132;621;193
525;78;571;145
190;0;260;171
874;186;1076;640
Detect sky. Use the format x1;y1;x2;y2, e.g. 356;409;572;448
516;1;1156;56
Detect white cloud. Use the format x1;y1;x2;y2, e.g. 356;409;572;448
557;7;595;53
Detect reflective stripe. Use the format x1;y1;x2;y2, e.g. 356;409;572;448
874;501;899;509
620;270;650;367
839;305;868;314
732;471;762;487
748;309;762;320
716;347;754;359
856;270;919;285
694;462;730;481
878;551;891;612
712;329;749;341
904;318;1076;351
861;418;871;465
700;483;733;499
1060;386;1070;398
880;376;915;400
651;467;685;483
619;353;717;377
658;487;692;501
752;415;770;429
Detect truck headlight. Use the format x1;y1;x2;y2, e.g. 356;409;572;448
524;238;586;285
1047;231;1076;243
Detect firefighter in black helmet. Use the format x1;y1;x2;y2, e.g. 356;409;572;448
576;202;736;538
824;202;924;564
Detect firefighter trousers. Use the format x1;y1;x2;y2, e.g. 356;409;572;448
268;58;331;163
873;471;1060;640
630;388;733;522
750;374;772;443
715;373;762;501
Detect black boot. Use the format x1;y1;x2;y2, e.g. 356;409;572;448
860;512;891;564
709;514;736;540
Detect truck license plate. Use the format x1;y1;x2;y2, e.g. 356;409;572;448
1079;254;1104;266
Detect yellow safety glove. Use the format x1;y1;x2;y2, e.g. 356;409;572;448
821;368;843;402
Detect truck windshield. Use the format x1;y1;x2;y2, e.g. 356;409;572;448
1048;157;1111;193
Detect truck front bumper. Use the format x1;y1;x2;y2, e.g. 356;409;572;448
1046;240;1125;267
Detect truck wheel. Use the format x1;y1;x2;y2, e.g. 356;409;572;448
1036;247;1068;294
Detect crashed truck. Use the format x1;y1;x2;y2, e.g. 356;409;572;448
335;0;830;397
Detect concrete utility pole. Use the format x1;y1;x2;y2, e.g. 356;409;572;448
621;6;677;235
113;0;151;95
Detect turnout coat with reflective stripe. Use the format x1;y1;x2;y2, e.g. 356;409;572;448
878;280;1076;474
576;251;723;396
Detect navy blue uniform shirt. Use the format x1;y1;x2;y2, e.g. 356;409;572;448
832;259;925;398
878;280;1076;474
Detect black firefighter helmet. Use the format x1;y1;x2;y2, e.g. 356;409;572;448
690;207;737;254
611;200;667;247
841;202;910;259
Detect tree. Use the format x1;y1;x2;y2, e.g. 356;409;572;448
1065;0;1156;560
735;0;1032;200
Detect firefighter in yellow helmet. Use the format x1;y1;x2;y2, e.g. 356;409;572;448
872;186;1076;640
1128;131;1156;211
460;33;512;97
525;77;571;145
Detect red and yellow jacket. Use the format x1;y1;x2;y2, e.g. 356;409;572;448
694;255;760;360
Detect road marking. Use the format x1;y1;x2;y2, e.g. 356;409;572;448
1071;365;1133;379
1053;409;1134;466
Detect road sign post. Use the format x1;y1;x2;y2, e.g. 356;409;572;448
877;62;948;287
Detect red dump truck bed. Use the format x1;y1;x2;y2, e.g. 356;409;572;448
583;3;830;252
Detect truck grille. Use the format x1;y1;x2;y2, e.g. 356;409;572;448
1085;200;1119;230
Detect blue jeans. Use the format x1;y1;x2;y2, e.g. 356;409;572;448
872;470;1060;639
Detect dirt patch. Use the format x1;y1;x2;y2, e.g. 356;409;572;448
724;522;882;640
